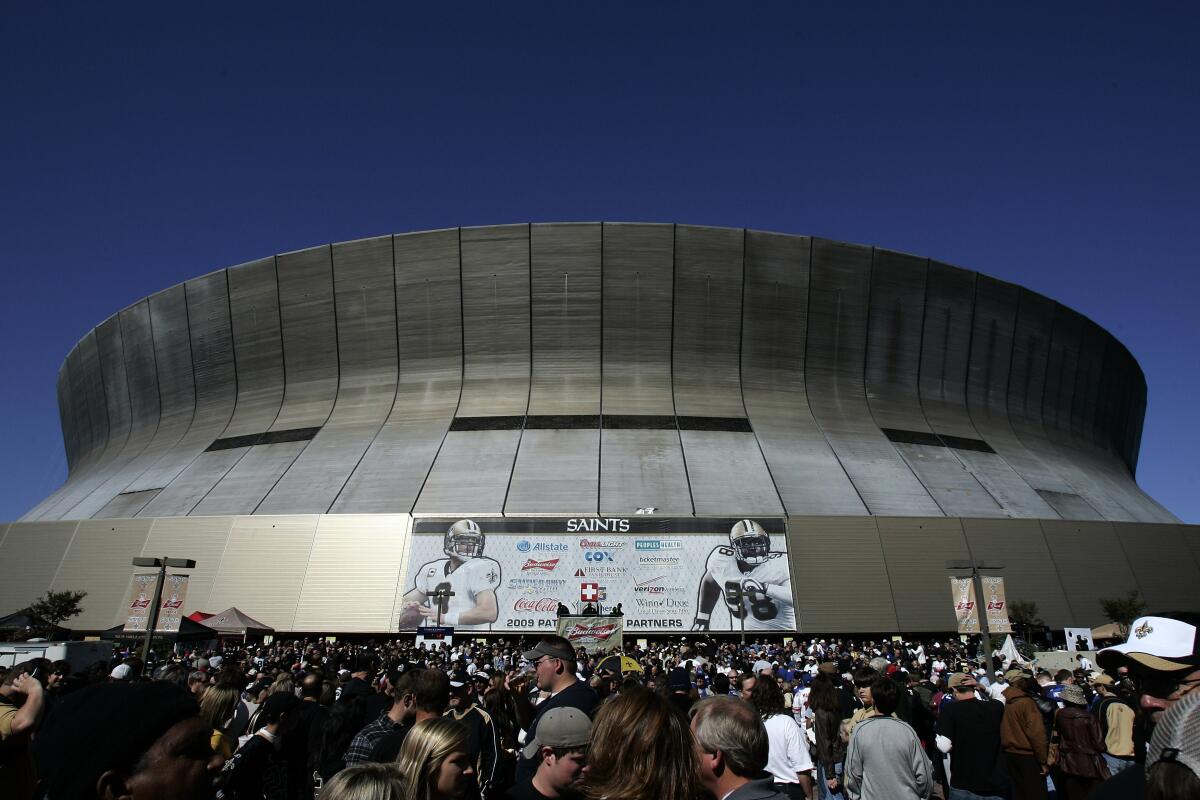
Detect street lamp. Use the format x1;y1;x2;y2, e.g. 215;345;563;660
945;559;1005;665
131;556;196;663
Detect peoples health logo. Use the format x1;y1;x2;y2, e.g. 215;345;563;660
635;539;682;551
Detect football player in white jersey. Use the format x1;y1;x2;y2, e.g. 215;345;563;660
399;519;502;628
691;519;794;631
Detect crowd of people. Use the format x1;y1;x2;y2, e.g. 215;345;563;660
1;612;1198;800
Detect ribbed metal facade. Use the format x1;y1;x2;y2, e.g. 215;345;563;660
4;224;1195;635
23;223;1175;523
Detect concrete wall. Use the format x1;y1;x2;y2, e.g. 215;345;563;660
0;515;1194;634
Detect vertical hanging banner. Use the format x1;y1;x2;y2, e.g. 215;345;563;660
157;574;190;633
980;576;1012;634
399;517;794;633
123;574;158;632
950;577;980;634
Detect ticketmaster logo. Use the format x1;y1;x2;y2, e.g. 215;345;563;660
638;554;681;565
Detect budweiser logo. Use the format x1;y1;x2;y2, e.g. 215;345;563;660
565;623;617;640
521;558;559;572
513;597;559;613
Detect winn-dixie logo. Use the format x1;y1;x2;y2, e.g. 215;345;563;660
563;622;619;642
635;539;682;551
521;558;559;572
579;538;626;549
513;597;559;613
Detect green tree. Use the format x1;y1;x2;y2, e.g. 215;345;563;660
1100;589;1146;639
26;589;87;638
1009;600;1043;648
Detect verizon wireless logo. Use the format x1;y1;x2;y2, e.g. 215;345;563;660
521;558;559;572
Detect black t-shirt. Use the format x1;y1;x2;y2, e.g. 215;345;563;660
502;780;555;800
936;698;1007;795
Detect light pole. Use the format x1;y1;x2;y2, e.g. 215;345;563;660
945;559;1005;666
131;556;196;663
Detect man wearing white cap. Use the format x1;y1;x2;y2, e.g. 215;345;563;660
1092;611;1200;800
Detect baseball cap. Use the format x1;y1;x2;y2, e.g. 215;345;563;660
1004;668;1031;684
1146;691;1200;781
1090;673;1115;687
109;664;132;681
948;672;977;689
209;656;224;669
522;639;575;664
817;661;838;675
1098;613;1200;673
521;707;592;759
667;667;690;690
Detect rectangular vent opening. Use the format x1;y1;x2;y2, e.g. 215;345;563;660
205;426;321;452
881;427;994;453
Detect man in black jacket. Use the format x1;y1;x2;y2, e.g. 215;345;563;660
513;637;599;783
936;672;1008;800
219;692;303;800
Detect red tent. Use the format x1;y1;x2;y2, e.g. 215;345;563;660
187;611;214;622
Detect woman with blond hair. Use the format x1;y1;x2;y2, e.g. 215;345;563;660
198;683;240;758
394;717;476;800
581;686;705;800
321;762;407;800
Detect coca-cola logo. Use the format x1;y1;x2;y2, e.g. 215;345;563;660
513;597;559;613
521;558;559;572
564;623;617;640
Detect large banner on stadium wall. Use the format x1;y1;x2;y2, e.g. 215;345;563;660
398;517;794;633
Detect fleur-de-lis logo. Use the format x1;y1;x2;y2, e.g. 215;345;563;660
1134;621;1154;639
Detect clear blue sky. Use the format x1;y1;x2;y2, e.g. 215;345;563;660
2;4;1197;522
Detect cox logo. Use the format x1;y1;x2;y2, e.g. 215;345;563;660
516;540;532;553
584;551;614;562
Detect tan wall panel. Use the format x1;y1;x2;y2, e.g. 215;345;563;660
141;517;235;616
876;518;971;631
52;519;153;630
209;516;319;631
294;515;410;632
0;522;77;615
961;518;1074;629
788;517;898;633
1114;523;1200;612
1041;520;1139;625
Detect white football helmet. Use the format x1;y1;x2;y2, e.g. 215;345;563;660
444;519;485;560
730;519;771;565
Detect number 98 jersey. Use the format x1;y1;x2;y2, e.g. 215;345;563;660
415;557;502;620
704;546;795;630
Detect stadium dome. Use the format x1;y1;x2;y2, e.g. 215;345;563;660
2;224;1195;636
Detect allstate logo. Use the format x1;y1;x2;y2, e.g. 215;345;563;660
516;540;532;553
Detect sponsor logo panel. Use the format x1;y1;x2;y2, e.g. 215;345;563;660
403;522;791;633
